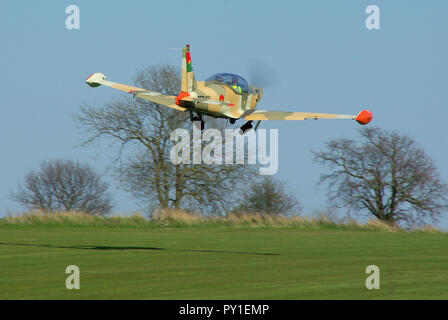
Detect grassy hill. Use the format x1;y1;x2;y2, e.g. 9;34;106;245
0;211;447;299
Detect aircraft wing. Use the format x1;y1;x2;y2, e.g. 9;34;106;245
243;109;373;125
85;73;186;111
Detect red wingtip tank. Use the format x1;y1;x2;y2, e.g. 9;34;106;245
355;110;373;125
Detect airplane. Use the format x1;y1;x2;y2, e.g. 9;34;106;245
86;44;372;134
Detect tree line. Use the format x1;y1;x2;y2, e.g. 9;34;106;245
11;65;448;227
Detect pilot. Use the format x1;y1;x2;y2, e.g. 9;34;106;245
216;75;224;82
232;77;242;94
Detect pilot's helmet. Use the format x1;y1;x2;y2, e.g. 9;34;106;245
232;77;238;85
216;75;224;82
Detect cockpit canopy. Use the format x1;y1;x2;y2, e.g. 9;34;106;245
205;73;250;93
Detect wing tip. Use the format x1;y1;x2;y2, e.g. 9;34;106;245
355;109;373;125
86;72;106;87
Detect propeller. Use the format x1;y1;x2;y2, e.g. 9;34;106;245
247;58;280;88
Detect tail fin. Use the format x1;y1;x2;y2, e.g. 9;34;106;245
181;44;195;92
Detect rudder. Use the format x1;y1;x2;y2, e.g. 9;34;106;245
181;44;195;92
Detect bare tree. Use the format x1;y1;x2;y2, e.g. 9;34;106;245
233;176;300;215
74;65;258;215
313;127;448;227
11;159;113;215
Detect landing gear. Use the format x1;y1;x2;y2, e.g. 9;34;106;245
229;118;236;125
194;120;205;130
239;121;253;135
190;111;205;130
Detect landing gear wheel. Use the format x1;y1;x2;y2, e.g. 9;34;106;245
229;118;236;125
239;121;253;135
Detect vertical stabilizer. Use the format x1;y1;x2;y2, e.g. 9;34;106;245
181;44;195;92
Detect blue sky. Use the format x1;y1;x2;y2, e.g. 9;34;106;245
1;1;448;228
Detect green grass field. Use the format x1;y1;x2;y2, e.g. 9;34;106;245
1;221;447;299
